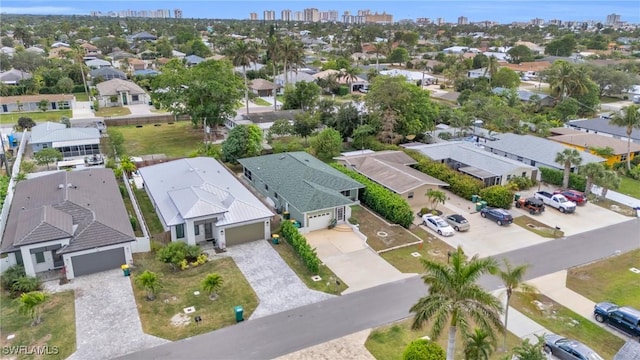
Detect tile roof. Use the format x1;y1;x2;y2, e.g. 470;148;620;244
249;78;278;91
0;69;32;83
89;67;126;79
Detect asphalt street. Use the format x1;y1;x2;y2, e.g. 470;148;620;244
118;218;639;360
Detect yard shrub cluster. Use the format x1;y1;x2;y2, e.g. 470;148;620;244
0;175;9;207
508;176;537;191
479;185;514;209
156;242;202;270
539;167;587;191
1;265;42;297
409;155;483;201
331;164;413;228
281;221;320;274
178;254;208;270
402;339;446;360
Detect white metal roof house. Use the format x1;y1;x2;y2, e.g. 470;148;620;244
138;157;274;249
30;122;101;159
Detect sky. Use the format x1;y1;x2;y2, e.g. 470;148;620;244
1;0;639;24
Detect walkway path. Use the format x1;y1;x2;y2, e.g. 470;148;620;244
71;101;95;119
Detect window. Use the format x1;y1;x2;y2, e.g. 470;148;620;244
194;224;200;236
516;156;523;162
132;95;139;102
176;224;185;239
621;154;627;161
408;192;414;199
35;252;45;264
340;190;350;197
522;172;526;177
244;168;252;180
506;175;511;180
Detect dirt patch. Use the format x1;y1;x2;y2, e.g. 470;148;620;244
170;313;191;327
349;206;421;251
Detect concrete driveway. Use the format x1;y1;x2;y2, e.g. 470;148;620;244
125;104;154;115
305;228;414;295
71;101;95;119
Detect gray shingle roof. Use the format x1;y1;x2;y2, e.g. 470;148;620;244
492;87;552;101
138;157;273;227
614;341;640;360
89;67;126;79
0;69;32;83
31;122;100;144
238;152;364;213
96;79;146;96
568;117;640;142
185;55;205;65
1;169;135;254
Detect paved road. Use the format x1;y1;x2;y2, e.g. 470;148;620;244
118;218;639;360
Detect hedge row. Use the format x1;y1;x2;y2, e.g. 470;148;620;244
411;157;484;201
281;221;320;274
331;164;413;228
479;185;514;209
539;167;586;192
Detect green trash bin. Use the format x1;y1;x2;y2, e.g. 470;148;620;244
272;234;280;245
121;264;130;277
471;194;479;203
480;200;488;209
514;193;521;201
475;202;483;211
234;305;244;322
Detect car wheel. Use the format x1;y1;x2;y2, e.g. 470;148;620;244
422;221;427;226
560;207;565;213
595;314;605;323
481;212;486;218
497;220;503;226
454;226;459;232
529;209;535;215
515;202;521;208
543;345;552;354
437;230;442;235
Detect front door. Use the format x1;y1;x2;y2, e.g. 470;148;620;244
204;223;213;240
336;207;344;222
121;92;128;105
52;250;64;268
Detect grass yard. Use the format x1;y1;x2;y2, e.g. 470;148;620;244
365;318;523;360
73;92;90;101
566;249;640;309
0;110;72;124
94;107;131;117
511;292;624;359
513;216;564;238
132;188;165;237
588;196;637;217
119;181;143;237
251;97;272;106
381;231;455;273
349;206;422;251
618;176;640;199
116;121;207;158
131;253;258;341
269;240;348;295
0;290;76;360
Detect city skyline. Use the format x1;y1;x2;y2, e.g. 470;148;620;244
1;0;639;24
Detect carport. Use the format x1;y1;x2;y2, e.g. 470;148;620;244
69;247;126;277
459;166;501;187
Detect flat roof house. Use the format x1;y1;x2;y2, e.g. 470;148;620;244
0;169;136;280
0;94;73;114
30;122;100;159
238;152;364;232
138;157;274;249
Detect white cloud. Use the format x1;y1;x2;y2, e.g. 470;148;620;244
1;6;86;15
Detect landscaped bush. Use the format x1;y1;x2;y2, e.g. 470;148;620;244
479;185;514;209
336;86;349;96
508;176;536;191
1;265;42;297
407;153;484;201
331;164;414;228
156;241;203;270
402;339;446;360
281;221;320;273
539;167;586;191
0;175;9;207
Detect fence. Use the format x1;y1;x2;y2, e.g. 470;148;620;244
0;130;28;241
122;171;151;253
104;114;190;126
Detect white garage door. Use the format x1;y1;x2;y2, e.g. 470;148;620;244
306;210;333;232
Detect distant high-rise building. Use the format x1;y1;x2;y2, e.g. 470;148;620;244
174;9;182;19
416;17;431;25
365;12;393;24
458;16;468;25
358;9;371;17
294;11;304;21
548;19;562;26
320;10;338;22
263;10;275;21
281;9;292;21
606;13;620;25
249;12;258;20
303;8;319;22
436;17;445;25
531;18;544;26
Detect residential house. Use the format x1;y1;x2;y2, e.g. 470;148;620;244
273;71;315;91
226;109;303;135
467;68;489;79
334;150;448;206
185;55;205;66
379;69;436;85
171;50;186;59
567;118;640;145
0;169;136;280
482;133;605;171
238;152;364;232
127;31;157;42
482;51;510;61
548;128;640;166
492;87;555;107
85;58;112;69
0;69;32;85
0;94;73;113
95;78;148;107
30;122;100;158
48;46;72;59
127;58;147;72
138;157;274;248
51;42;71;48
249;78;278;97
498;61;552;79
442;46;481;54
108;51;136;61
133;69;160;77
514;41;545;54
80;42;101;56
234;62;264;73
25;46;45;55
402;141;539;186
0;46;16;56
313;69;369;92
89;67;127;81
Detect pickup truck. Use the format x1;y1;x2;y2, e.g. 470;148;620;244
534;191;576;213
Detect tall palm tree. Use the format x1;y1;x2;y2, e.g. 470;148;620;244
279;37;304;86
579;162;605;196
265;35;281;111
545;60;588;100
201;273;224;300
464;328;495;360
609;104;640;170
135;270;162;301
594;169;621;198
339;66;361;94
410;246;503;360
483;56;499;81
496;259;537;351
69;45;90;100
372;42;386;71
554;148;583;189
16;291;49;326
227;40;259;114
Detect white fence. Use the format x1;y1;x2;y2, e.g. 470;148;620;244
122;172;151;253
0;130;28;240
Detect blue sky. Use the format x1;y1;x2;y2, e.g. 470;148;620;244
2;0;639;24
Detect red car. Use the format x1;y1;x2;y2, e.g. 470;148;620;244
554;190;587;205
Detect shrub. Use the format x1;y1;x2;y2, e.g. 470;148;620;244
331;164;414;227
119;185;126;196
336;86;349;96
539;167;586;191
437;132;452;140
11;276;42;295
408;154;483;201
479;185;514;209
402;339;446;360
1;265;26;291
129;215;138;231
156;241;202;269
281;221;320;273
508;176;536;191
150;241;164;253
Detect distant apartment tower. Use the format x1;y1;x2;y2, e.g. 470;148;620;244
436;17;445;25
416;17;431;25
365;12;393;24
458;16;468;25
303;8;320;22
548;19;562;26
249;12;258;21
320;10;338;22
358;9;371;16
263;10;276;21
531;18;544;26
281;9;292;21
174;9;183;19
606;13;620;25
294;11;304;21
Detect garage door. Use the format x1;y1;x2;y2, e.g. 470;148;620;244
225;222;266;246
306;210;333;232
71;247;126;277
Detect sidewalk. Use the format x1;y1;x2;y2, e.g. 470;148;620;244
493;289;551;343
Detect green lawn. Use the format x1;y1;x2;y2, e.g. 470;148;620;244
94;107;131;117
0;290;76;360
349;206;422;251
251;97;272;106
0;110;72;124
511;293;624;359
513;215;564;238
73;92;90;101
381;230;455;273
588;195;637;216
131;253;258;341
618;176;640;199
132;188;165;237
116;121;208;158
119;181;143;237
567;249;640;308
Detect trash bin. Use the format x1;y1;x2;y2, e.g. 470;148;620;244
293;220;301;228
283;211;290;220
480;200;488;209
272;234;280;244
471;194;479;203
475;202;483;211
121;264;130;277
234;305;244;322
514;193;521;201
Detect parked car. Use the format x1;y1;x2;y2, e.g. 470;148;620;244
444;214;470;232
479;207;513;226
421;214;455;237
594;302;640;338
514;197;545;215
554;189;587;205
534;191;576;213
543;334;604;360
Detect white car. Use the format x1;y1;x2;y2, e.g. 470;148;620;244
421;214;455;237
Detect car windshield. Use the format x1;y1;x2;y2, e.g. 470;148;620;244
556;195;569;202
435;220;449;227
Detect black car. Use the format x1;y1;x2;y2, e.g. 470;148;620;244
543;334;604;360
479;207;513;226
594;302;640;338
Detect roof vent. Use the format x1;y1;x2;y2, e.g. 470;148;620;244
279;156;285;160
189;168;194;172
67;183;73;188
58;184;64;189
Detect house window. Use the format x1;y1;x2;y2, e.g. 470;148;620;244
35;252;45;264
621;154;627;161
194;224;200;236
408;192;414;199
244;168;252;180
132;95;139;102
340;190;350;197
176;224;185;239
522;172;526;177
507;175;511;180
516;156;523;162
109;96;118;103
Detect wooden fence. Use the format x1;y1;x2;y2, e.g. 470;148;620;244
104;114;191;126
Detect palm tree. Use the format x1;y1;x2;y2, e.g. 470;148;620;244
68;45;90;100
227;40;259;115
279;38;304;86
410;246;503;360
201;273;224;300
426;189;447;212
510;336;546;360
339;66;361;94
483;56;499;81
135;270;162;301
554;148;583;189
579;162;605;196
16;291;49;326
609;104;640;170
372;42;386;71
265;35;281;111
464;328;495;360
495;259;537;351
594;169;621;198
545;60;588;100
